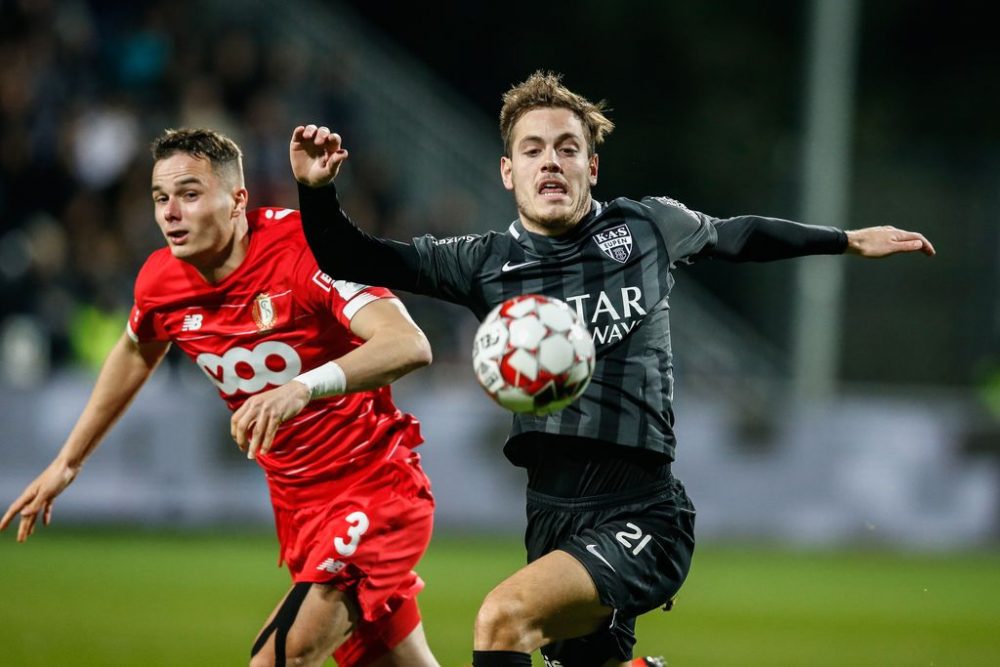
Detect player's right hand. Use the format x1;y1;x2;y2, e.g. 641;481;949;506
290;124;349;187
0;461;78;542
231;380;312;461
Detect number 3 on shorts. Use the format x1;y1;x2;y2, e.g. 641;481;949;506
334;511;370;556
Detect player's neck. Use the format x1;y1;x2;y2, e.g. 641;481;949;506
520;197;594;238
189;217;250;284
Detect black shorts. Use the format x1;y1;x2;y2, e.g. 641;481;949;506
525;476;696;665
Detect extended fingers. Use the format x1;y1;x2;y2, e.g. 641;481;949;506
1;488;35;532
15;501;42;542
17;514;36;542
893;229;936;256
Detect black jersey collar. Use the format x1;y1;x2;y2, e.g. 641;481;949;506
507;199;606;249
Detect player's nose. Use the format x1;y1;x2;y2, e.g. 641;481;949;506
162;198;181;220
541;151;562;172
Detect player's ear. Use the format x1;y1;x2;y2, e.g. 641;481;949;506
231;187;249;217
589;153;599;186
500;156;514;191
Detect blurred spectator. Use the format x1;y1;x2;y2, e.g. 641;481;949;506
0;0;474;378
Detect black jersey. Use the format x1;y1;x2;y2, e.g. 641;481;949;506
298;184;847;462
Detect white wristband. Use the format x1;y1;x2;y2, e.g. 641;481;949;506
292;361;347;399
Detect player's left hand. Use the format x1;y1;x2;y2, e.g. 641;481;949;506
289;124;349;187
845;226;936;258
231;381;312;460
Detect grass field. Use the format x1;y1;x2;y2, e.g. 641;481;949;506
1;529;998;666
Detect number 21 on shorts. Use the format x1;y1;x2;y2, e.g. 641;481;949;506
615;522;651;555
334;511;370;556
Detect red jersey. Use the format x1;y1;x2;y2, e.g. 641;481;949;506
127;207;423;508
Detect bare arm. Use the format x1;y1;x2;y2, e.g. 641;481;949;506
231;298;432;459
0;332;169;541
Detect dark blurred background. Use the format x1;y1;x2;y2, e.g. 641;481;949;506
2;0;997;384
0;0;997;545
344;0;1000;389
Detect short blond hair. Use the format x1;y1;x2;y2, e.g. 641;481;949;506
499;70;614;156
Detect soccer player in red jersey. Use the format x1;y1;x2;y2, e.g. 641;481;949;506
0;129;440;667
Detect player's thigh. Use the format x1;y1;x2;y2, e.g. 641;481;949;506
251;582;359;666
485;548;613;642
366;622;438;667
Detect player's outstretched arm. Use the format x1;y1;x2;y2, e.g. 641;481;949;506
706;215;935;263
290;124;424;291
232;298;432;460
0;333;169;542
844;225;936;258
290;124;349;188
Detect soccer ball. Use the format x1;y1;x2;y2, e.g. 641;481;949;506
472;294;596;415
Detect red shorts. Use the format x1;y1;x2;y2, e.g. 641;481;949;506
271;448;434;665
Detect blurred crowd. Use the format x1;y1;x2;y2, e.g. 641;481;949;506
0;0;472;384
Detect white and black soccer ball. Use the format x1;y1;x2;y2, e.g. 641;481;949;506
472;294;596;415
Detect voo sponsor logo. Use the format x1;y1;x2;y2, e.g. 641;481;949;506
197;341;302;395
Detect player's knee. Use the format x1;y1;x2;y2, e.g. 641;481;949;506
248;634;327;667
282;632;330;666
248;648;273;667
474;588;537;650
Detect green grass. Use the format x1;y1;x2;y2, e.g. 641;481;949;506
1;529;998;666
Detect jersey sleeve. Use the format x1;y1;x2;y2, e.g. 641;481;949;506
641;196;718;266
292;242;396;332
642;196;848;264
410;232;492;304
127;260;170;343
702;214;848;261
297;182;423;290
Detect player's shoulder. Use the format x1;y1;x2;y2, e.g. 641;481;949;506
608;195;695;216
246;206;312;260
416;229;501;257
616;195;703;229
132;247;215;313
135;246;184;293
420;230;492;246
644;195;694;212
248;206;303;235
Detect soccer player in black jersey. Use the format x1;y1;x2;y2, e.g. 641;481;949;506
289;71;935;667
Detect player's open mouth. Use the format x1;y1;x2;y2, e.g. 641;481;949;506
166;230;189;244
538;180;568;200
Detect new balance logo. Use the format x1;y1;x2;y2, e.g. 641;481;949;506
315;558;345;574
181;314;203;331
